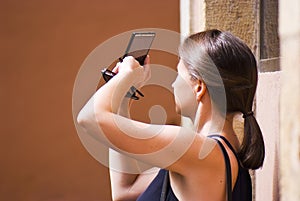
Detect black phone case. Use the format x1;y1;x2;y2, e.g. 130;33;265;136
121;32;155;65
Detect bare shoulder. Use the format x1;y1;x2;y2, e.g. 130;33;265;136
168;138;239;200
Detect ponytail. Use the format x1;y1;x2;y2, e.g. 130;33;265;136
238;113;265;170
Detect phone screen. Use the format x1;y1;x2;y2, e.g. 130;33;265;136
123;32;156;65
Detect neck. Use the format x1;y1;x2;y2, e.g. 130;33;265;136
194;102;227;135
210;113;240;151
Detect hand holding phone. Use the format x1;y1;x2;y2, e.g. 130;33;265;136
117;56;151;86
101;32;155;100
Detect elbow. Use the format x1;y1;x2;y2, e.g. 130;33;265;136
76;98;99;129
76;106;106;130
76;105;98;130
76;110;88;129
76;97;110;135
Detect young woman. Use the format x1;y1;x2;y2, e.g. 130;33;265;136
77;29;265;201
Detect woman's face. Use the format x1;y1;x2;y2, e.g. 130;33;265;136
172;59;198;119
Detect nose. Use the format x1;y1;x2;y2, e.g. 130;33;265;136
171;81;175;88
171;78;177;89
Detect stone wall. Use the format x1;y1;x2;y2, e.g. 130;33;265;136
260;0;279;60
205;0;259;53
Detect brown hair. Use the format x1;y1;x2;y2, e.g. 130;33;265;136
179;29;265;170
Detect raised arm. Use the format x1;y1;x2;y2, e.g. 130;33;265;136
77;56;216;174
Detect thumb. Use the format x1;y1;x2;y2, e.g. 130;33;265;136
112;62;121;73
144;55;150;66
143;56;151;83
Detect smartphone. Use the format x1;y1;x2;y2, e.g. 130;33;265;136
121;32;156;65
101;32;155;100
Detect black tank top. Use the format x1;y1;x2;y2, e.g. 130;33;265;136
137;135;252;201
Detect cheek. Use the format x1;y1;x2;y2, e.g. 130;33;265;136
172;76;198;117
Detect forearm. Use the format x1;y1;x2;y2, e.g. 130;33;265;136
76;67;142;144
94;66;144;117
109;149;141;201
109;149;158;201
110;169;158;201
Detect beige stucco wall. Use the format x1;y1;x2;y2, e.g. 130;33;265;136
256;72;280;201
279;0;300;200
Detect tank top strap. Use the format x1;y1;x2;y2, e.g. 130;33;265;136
209;135;252;201
209;135;233;201
208;134;239;160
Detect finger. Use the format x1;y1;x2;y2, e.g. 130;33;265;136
144;55;150;66
123;56;135;62
144;55;151;78
123;56;141;70
112;62;121;73
143;61;151;79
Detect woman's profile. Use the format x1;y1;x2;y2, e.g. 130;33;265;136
77;29;265;201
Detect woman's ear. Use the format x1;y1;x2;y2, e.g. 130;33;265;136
194;80;207;102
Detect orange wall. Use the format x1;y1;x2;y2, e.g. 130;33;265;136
0;1;179;201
